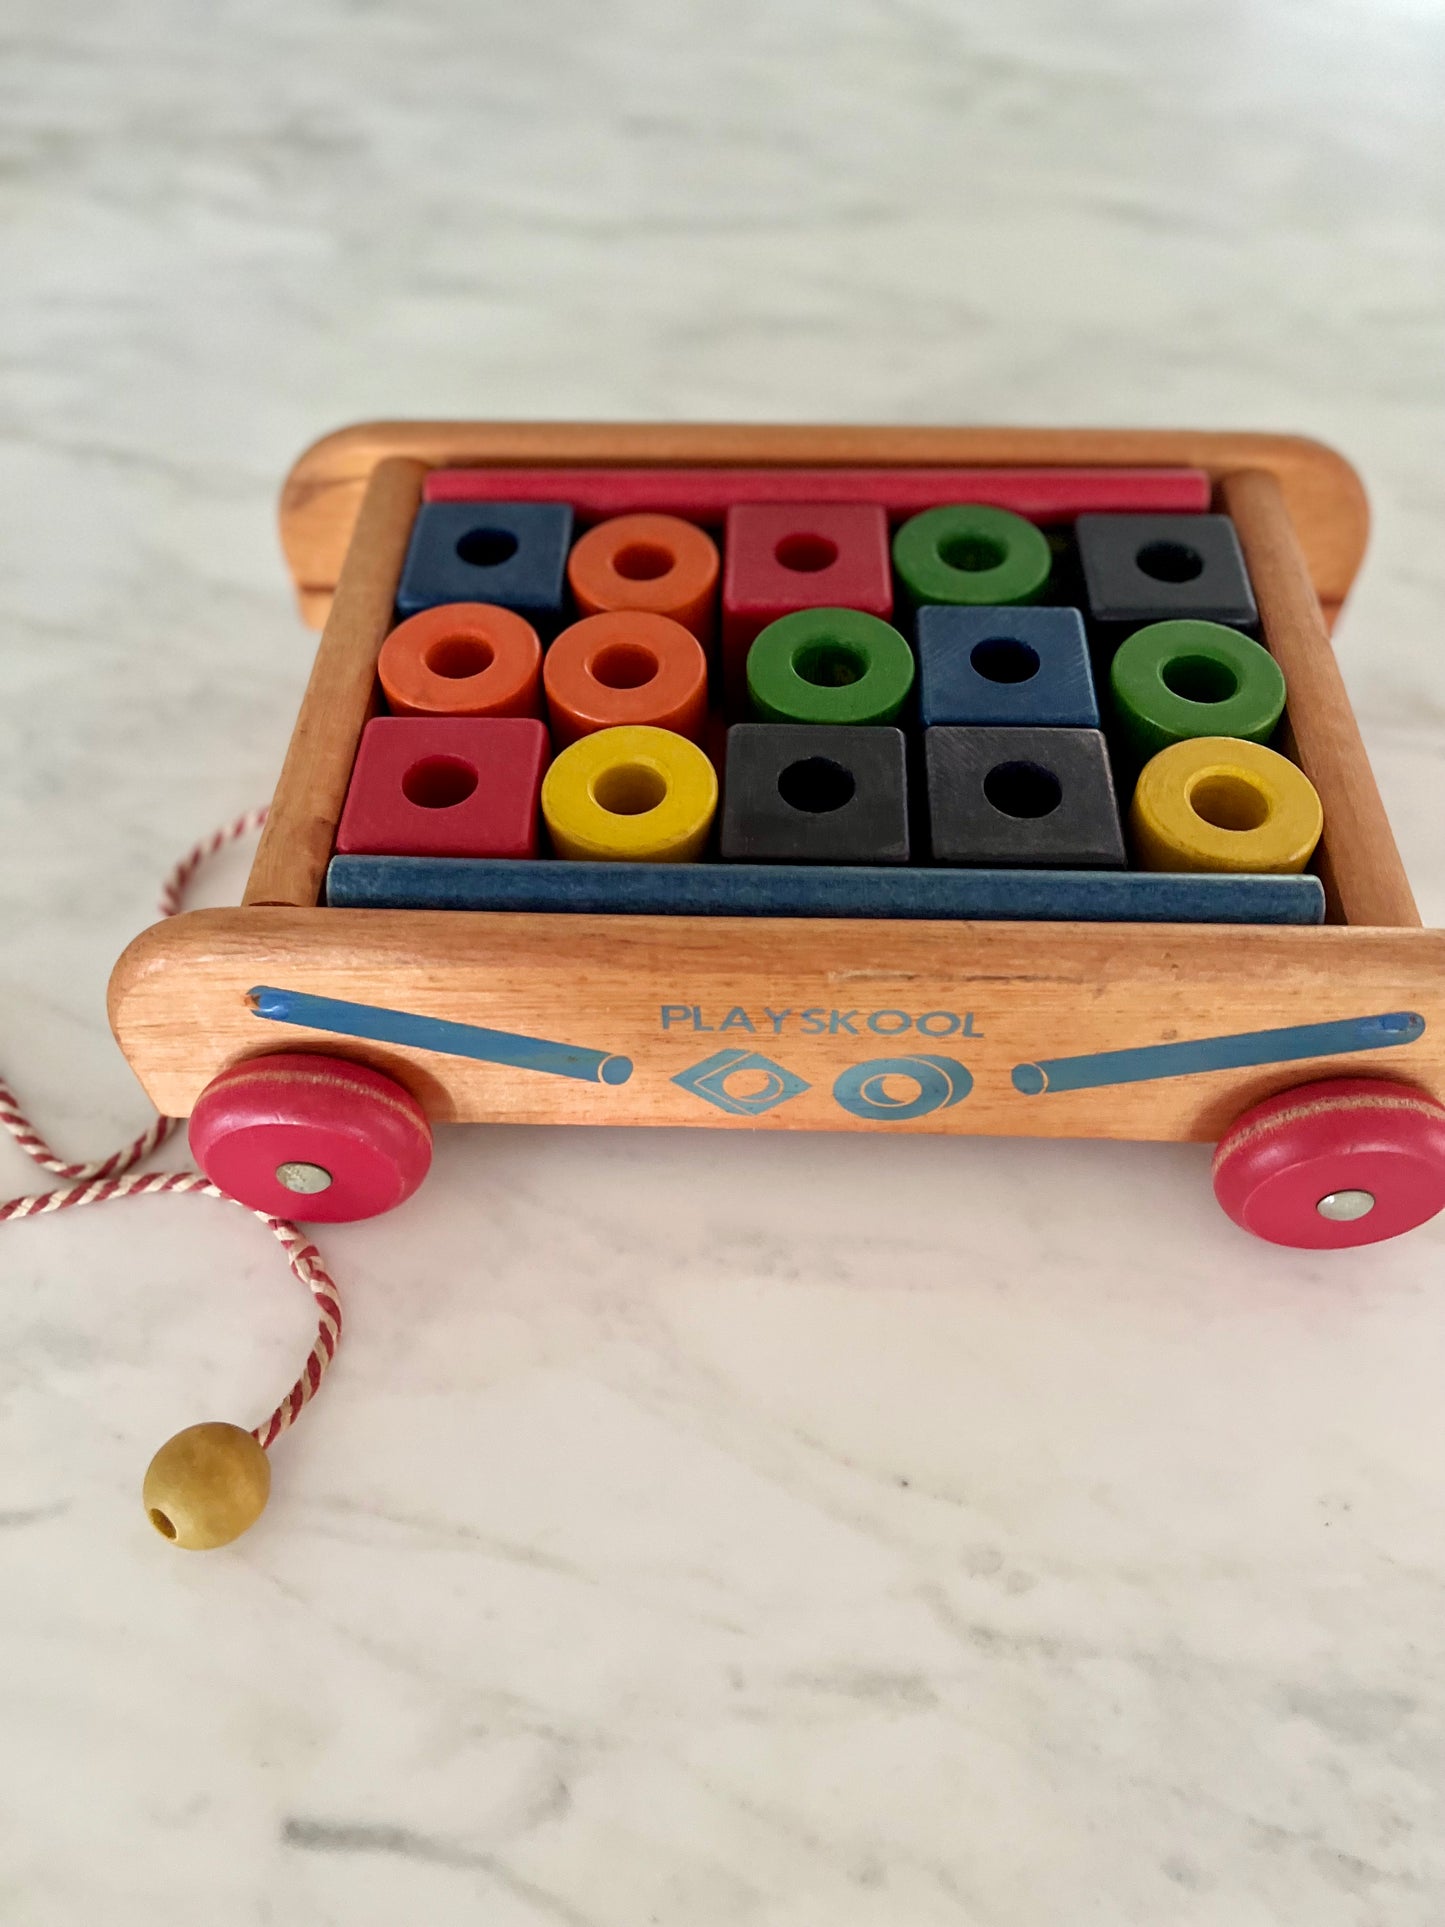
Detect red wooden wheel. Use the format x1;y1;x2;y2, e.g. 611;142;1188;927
189;1052;432;1222
1213;1076;1445;1249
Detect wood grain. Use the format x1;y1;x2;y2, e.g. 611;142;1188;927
109;907;1445;1139
1220;468;1418;930
244;456;425;908
276;424;1370;628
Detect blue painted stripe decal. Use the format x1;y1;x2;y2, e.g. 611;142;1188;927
247;986;633;1086
1011;1011;1424;1096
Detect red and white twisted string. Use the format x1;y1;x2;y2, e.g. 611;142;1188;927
0;809;342;1449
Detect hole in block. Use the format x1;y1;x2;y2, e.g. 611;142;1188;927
612;542;675;581
983;760;1062;819
1160;654;1240;703
774;533;839;573
456;527;520;568
777;757;857;814
938;533;1006;573
1135;540;1204;583
592;762;668;816
402;756;481;809
1187;772;1271;832
424;635;496;680
591;643;660;690
793;639;867;687
970;638;1041;684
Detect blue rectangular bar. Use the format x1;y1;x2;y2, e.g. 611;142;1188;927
325;857;1326;925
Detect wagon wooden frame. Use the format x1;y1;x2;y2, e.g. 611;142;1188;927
108;424;1444;1159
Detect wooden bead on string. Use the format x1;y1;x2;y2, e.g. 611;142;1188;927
143;1422;272;1549
0;808;345;1552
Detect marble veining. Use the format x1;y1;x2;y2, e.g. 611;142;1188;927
2;1;1444;1922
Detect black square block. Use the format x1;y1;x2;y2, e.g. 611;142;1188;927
1075;513;1257;628
721;724;910;864
925;726;1126;867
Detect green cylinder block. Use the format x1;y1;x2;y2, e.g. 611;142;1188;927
746;608;915;725
1110;619;1287;763
892;504;1052;608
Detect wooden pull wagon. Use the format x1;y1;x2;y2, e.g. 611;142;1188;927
108;425;1445;1250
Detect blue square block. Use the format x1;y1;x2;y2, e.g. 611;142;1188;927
395;501;573;626
917;605;1099;728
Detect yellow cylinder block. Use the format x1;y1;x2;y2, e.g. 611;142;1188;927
541;724;718;862
1131;736;1323;874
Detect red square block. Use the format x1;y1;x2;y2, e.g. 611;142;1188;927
722;502;893;704
336;716;549;858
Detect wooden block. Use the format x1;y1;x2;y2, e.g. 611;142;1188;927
543;612;708;748
720;724;909;865
336;716;549;859
422;464;1214;522
540;725;717;861
1108;619;1284;764
893;505;1053;611
378;603;543;718
1218;468;1418;928
326;854;1326;924
1076;513;1257;631
722;504;891;702
396;501;572;626
917;606;1097;728
565;512;719;643
925;726;1126;867
746;609;915;726
1130;737;1323;875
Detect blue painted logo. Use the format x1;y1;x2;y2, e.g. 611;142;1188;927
833;1055;973;1121
672;1049;810;1117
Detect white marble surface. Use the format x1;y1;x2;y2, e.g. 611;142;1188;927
3;2;1445;1921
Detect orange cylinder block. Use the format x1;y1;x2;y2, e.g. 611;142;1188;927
378;603;543;718
565;513;719;643
543;612;709;749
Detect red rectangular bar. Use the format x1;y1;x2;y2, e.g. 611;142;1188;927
423;465;1211;523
